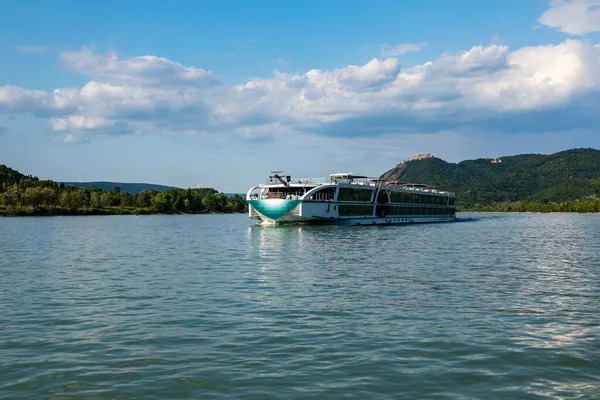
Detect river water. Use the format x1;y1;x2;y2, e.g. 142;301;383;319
1;213;599;399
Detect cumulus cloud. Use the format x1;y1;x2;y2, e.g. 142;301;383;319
337;58;401;90
539;0;600;35
60;46;220;87
1;40;600;142
380;42;426;56
0;86;50;113
433;44;511;75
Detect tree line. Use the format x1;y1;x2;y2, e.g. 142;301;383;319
465;199;600;213
0;166;247;216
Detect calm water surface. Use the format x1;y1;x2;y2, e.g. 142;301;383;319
1;213;599;399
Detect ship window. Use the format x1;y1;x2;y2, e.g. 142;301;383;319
389;191;409;203
308;187;336;201
386;205;414;216
267;187;310;199
338;204;373;216
338;188;373;202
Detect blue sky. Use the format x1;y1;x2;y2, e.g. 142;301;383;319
2;0;600;192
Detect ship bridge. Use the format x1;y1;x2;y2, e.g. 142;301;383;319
330;173;369;184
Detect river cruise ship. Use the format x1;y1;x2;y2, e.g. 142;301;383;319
246;171;457;225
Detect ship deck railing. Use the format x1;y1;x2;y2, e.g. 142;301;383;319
265;177;328;185
261;192;303;200
387;184;455;196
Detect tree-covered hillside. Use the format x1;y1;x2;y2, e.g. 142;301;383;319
0;165;247;216
0;165;28;186
381;148;600;209
62;181;176;195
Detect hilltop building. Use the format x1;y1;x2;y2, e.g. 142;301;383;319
407;153;432;161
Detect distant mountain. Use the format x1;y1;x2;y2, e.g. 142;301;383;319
381;148;600;208
62;181;177;195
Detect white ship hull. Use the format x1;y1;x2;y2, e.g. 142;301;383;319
247;172;457;226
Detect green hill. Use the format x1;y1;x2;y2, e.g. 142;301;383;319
62;181;176;195
0;164;30;187
380;148;600;209
0;165;247;216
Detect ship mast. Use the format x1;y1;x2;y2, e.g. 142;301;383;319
269;170;290;186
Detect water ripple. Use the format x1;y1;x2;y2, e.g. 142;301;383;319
0;213;599;399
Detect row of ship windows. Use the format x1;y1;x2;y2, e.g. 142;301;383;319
338;205;456;217
382;206;456;216
388;192;455;205
338;188;373;202
326;188;456;205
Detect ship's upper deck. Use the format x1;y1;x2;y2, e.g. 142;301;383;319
247;171;455;200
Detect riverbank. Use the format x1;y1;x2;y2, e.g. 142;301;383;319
461;199;600;213
0;206;246;217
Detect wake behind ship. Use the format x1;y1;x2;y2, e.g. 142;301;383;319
246;171;457;225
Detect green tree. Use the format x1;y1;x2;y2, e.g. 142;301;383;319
202;194;218;213
100;192;116;208
77;188;90;207
172;194;184;213
120;192;133;207
152;192;170;213
1;184;20;206
135;191;153;208
90;191;101;208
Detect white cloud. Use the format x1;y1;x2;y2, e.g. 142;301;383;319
50;116;111;131
338;58;401;89
63;133;80;143
1;40;600;143
380;42;426;56
0;86;50;112
539;0;600;35
434;44;510;75
60;46;219;87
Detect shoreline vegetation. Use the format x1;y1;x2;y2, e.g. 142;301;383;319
2;163;600;216
4;201;600;216
0;165;247;217
462;200;600;213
